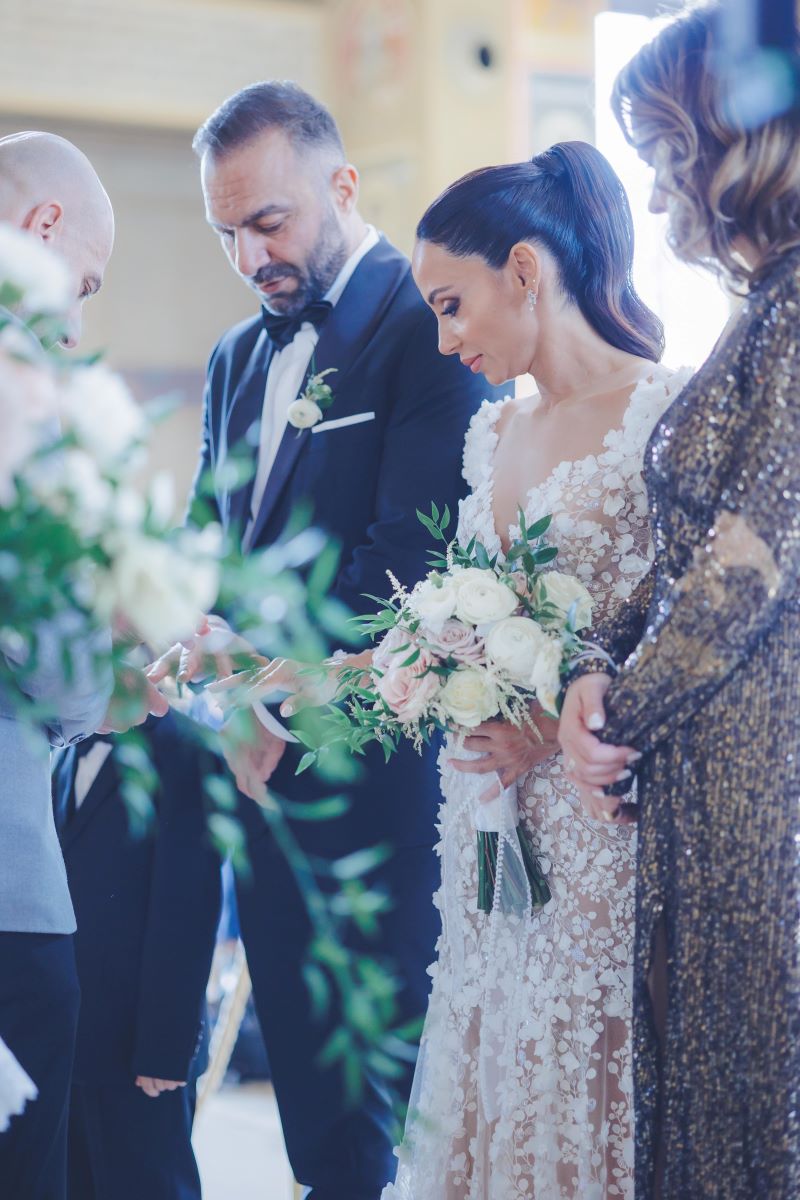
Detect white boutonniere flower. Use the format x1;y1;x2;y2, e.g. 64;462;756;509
287;364;337;432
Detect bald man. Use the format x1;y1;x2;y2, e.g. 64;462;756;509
0;132;116;1200
0;131;114;346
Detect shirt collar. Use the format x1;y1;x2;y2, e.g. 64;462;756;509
324;225;380;308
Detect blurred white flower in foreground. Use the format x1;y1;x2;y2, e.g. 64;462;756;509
0;224;71;313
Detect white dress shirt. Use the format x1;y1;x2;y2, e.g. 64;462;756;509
74;740;113;809
243;225;380;549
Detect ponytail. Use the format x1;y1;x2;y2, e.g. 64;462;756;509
416;141;664;363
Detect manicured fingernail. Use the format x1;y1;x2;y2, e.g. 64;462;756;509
616;769;632;782
592;789;606;798
280;703;292;717
627;751;642;764
587;712;605;731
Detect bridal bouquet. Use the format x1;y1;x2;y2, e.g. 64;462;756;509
305;504;594;916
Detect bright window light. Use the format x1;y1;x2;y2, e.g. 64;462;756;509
595;12;730;370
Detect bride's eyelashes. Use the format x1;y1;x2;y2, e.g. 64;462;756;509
442;300;460;317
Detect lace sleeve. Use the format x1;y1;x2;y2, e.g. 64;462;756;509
600;299;800;757
568;565;655;683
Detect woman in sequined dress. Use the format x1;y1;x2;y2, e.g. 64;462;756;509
560;8;800;1199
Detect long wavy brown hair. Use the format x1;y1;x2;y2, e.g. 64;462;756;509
612;3;800;291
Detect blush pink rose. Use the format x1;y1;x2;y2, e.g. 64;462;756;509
374;642;442;722
423;618;485;665
373;626;411;673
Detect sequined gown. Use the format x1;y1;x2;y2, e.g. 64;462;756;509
571;253;800;1199
385;365;690;1200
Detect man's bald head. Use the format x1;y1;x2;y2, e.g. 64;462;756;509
0;132;114;347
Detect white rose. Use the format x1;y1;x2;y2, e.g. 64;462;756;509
454;569;518;626
104;530;220;649
529;636;564;716
485;616;551;685
0;223;71;312
409;574;458;630
439;667;499;728
286;397;323;429
534;571;593;631
60;365;146;468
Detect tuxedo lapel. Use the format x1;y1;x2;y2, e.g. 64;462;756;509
52;746;77;834
248;239;409;551
220;327;272;532
59;751;120;851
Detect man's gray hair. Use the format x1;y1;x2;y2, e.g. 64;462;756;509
193;81;345;163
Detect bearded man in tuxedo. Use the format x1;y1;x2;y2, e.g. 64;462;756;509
184;83;501;1199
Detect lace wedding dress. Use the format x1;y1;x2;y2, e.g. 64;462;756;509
385;365;691;1200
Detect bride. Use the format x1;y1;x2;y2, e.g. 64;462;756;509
210;142;689;1198
383;142;688;1200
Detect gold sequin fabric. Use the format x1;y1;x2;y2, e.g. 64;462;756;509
572;250;800;1198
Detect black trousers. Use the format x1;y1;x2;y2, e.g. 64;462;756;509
66;1080;200;1200
236;834;440;1200
0;931;80;1200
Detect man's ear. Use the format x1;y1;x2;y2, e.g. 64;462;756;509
21;200;64;244
330;163;359;216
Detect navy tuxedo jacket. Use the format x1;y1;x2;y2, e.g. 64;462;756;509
52;713;222;1086
194;236;503;851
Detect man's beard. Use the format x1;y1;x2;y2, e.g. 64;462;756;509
252;205;348;317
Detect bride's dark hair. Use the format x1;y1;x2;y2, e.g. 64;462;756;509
416;141;664;363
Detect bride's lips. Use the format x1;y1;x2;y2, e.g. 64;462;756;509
461;354;483;374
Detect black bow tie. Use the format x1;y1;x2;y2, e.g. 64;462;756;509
261;299;333;350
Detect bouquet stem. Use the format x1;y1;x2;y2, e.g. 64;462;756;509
476;827;551;914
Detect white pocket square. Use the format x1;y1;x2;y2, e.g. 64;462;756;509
312;411;376;434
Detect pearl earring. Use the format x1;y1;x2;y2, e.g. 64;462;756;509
527;288;537;310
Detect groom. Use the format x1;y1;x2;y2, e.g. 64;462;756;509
189;82;501;1197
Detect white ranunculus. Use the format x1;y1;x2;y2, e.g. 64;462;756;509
104;530;220;650
409;574;458;630
439;667;499;729
485;616;551;685
534;571;593;631
529;635;564;716
0;223;71;312
286;397;323;429
454;569;518;627
60;365;146;468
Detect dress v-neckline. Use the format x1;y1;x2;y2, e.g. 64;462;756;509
486;370;662;557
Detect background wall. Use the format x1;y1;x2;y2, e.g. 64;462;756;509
0;0;712;509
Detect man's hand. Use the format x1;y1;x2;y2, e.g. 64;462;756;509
219;707;286;803
135;1076;186;1099
449;707;561;795
559;674;639;824
96;664;169;735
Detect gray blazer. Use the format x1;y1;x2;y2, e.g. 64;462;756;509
0;615;112;934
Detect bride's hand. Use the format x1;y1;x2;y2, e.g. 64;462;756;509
209;657;320;713
146;616;266;686
559;674;639;823
450;707;560;792
210;648;374;715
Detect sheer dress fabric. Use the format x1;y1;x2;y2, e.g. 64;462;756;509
385;365;690;1200
568;252;800;1200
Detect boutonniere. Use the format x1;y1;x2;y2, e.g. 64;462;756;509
287;362;337;432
